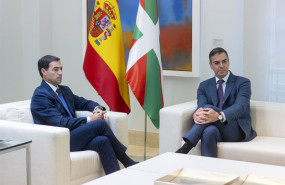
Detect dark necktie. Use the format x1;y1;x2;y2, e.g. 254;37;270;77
56;88;73;117
217;80;224;109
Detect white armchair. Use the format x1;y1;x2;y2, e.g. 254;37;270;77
159;100;285;166
0;100;128;185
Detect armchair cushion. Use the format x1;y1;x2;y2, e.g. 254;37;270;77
218;136;285;165
0;100;33;123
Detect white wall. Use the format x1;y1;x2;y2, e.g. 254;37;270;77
22;0;41;99
0;0;245;133
200;0;244;79
0;0;24;102
0;0;53;103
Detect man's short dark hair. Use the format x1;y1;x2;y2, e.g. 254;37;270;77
209;47;229;63
38;55;60;78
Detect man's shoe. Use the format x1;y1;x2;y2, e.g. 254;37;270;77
118;153;138;168
175;142;193;154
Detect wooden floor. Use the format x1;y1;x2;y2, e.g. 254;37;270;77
127;144;159;162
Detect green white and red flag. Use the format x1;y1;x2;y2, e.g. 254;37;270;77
126;0;164;129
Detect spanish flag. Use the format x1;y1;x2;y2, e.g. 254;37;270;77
83;0;130;114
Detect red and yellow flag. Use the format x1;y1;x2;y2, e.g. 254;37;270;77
83;0;130;114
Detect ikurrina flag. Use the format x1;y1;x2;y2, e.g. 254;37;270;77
126;0;164;129
83;0;130;114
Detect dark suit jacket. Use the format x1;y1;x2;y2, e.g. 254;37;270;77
197;72;257;141
31;80;99;130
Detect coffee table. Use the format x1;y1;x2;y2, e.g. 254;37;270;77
84;152;285;185
0;139;32;185
84;168;165;185
129;152;285;178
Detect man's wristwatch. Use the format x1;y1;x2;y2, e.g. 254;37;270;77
218;112;223;122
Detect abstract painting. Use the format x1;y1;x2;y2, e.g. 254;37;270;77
87;0;194;73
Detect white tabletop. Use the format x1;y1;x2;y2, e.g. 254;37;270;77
84;152;285;185
129;152;285;179
83;168;166;185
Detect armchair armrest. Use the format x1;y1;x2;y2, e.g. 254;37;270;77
250;100;285;137
159;100;197;154
105;112;128;146
0;120;70;185
75;111;128;146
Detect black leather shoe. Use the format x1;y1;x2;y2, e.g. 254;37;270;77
118;153;138;168
175;142;193;154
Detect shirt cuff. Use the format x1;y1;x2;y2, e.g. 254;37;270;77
221;112;226;122
87;116;91;122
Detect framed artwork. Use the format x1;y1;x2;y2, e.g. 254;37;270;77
85;0;200;77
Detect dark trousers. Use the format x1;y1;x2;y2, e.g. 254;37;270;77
183;121;244;157
70;119;127;174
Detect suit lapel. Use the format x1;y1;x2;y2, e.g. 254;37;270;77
209;77;218;107
224;72;235;102
41;81;62;103
41;81;74;117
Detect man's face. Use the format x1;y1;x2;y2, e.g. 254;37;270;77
209;52;229;79
42;61;62;87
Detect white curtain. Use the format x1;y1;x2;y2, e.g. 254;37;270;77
244;0;285;102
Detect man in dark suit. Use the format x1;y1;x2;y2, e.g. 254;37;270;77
31;55;136;174
176;47;257;157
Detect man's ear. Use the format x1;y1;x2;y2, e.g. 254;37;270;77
41;68;46;76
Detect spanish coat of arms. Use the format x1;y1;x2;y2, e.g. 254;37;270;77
90;1;117;46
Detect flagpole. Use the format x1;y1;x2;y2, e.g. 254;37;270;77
144;112;147;161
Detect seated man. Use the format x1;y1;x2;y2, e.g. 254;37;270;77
31;55;136;174
176;47;257;157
